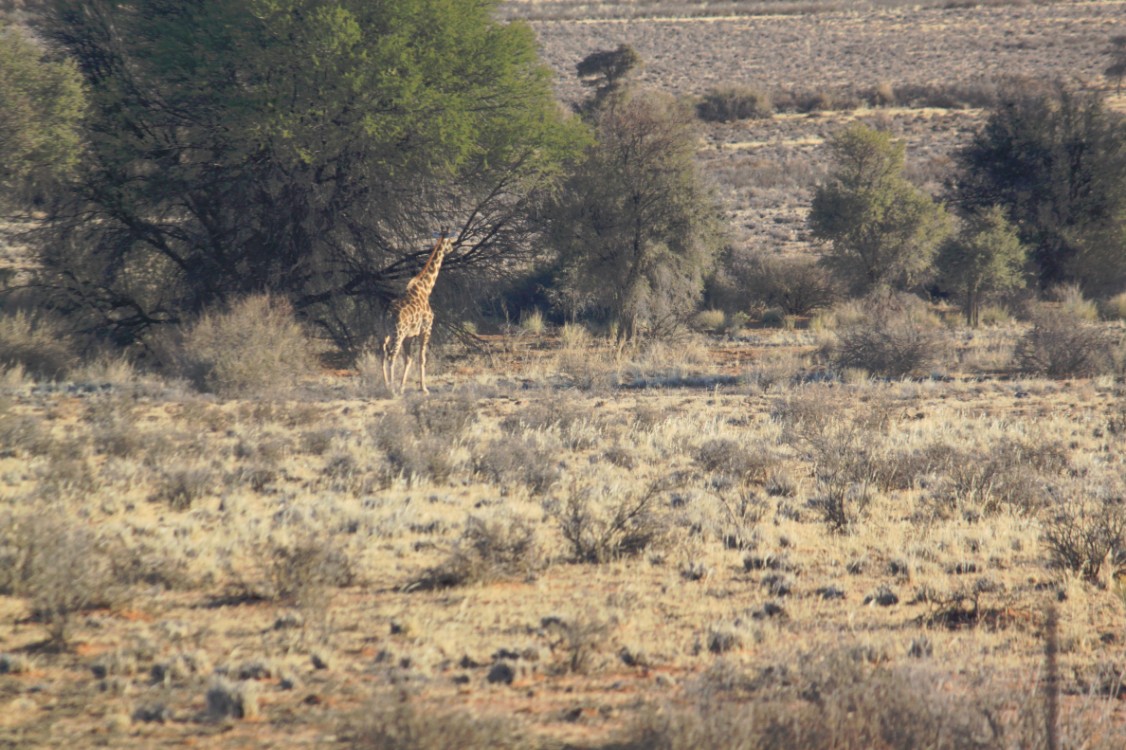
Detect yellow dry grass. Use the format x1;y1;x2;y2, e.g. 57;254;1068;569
1;327;1125;747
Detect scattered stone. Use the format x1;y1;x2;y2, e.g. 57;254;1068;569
486;661;516;685
206;678;260;721
132;703;171;724
619;647;650;668
751;601;786;620
864;586;899;607
816;585;846;600
762;573;793;596
707;627;742;654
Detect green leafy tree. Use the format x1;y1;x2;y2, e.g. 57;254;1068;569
0;23;85;210
34;0;583;346
546;90;721;341
936;206;1026;326
809;124;950;294
952;83;1126;294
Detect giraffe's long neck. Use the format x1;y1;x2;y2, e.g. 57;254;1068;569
409;237;450;297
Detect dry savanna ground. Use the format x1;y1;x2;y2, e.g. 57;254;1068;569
4;1;1126;749
2;321;1126;749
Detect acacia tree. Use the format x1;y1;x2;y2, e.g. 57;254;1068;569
809;124;950;294
545;90;722;341
936;205;1026;326
952;83;1126;294
574;44;641;115
33;0;583;347
0;23;85;212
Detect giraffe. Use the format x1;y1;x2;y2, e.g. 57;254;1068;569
381;232;454;395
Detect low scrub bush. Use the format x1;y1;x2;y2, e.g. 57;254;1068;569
827;295;949;378
1043;495;1126;583
473;435;561;493
620;654;1067;750
742;254;840;316
711;250;837;317
351;698;529;750
206;678;260;721
696;85;773;122
410;516;541;590
0;310;77;380
174;294;315;397
1014;308;1120;378
264;534;356;604
688;309;726;333
0;510;122;647
551;476;682;563
1047;283;1098;321
695;438;779;486
1100;291;1126;321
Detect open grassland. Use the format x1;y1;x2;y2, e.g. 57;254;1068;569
2;324;1126;748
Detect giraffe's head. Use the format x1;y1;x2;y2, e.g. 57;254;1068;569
429;230;456;267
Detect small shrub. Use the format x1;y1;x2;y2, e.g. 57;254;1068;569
175;294;315;397
1043;497;1126;583
405;392;479;438
1014;309;1119;378
0;310;77;380
410;516;541;590
473;436;561;493
206;678;260;721
621;656;1020;750
1100;291;1126;321
977;304;1014;326
694;438;778;485
743;254;840;316
760;307;787;328
351;698;527;750
372;407;461;484
264;534;355;605
552;476;682;564
697;85;773;122
518;308;545;335
541;613;610;675
0;510;121;647
1047;283;1098;321
828;298;949;378
151;465;214;510
689;309;726;333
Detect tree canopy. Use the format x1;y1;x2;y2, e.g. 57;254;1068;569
936;205;1026;326
809;123;950;294
0;23;85;211
545;90;721;341
952;83;1126;294
34;0;584;346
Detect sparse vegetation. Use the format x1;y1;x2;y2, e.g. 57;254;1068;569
3;2;1126;748
696;85;773;122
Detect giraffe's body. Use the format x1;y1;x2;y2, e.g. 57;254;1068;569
382;234;454;394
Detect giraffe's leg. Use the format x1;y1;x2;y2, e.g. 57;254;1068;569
399;338;414;393
384;335;406;395
418;319;432;395
381;336;394;392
